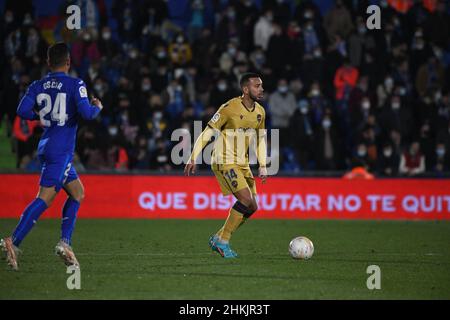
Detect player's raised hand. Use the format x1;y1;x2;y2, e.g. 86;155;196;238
259;166;267;184
91;96;103;110
184;160;196;176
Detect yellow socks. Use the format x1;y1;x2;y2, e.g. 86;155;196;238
217;207;245;242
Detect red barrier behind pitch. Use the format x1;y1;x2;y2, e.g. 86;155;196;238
1;174;449;219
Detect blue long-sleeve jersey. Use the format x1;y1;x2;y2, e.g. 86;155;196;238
17;71;101;155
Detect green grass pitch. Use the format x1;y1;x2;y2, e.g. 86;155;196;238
1;219;449;299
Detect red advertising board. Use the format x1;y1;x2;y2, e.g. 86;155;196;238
0;174;449;219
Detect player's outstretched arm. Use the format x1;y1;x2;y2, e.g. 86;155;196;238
256;129;268;184
90;97;103;111
17;85;39;121
77;96;103;120
184;126;215;176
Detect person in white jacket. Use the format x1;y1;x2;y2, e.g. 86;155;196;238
268;78;298;145
253;10;275;51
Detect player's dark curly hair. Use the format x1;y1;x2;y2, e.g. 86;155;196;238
239;72;261;88
47;42;70;68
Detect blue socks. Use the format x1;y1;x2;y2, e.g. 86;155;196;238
12;198;48;247
61;198;80;245
11;197;81;247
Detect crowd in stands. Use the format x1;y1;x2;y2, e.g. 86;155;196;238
0;0;449;176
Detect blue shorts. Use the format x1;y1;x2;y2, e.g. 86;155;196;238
38;154;78;192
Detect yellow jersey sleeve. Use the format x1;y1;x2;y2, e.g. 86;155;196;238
257;105;266;132
207;103;230;130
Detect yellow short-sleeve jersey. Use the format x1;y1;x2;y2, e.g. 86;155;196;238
207;96;266;168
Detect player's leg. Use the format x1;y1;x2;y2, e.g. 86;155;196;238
11;186;58;245
235;167;258;229
1;155;69;270
55;168;82;267
216;186;257;243
216;166;257;239
1;186;57;270
209;167;256;258
60;178;84;245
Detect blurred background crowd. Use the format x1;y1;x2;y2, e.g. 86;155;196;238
0;0;449;176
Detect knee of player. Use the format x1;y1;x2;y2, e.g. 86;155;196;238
240;199;258;214
248;201;258;213
41;197;55;207
73;191;85;203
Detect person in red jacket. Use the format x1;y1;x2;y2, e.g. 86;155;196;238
12;115;39;168
334;59;359;101
399;141;425;176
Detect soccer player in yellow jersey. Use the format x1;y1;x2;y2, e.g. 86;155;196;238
184;73;267;258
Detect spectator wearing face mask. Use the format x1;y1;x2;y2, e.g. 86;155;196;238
151;63;170;94
409;28;432;79
249;47;267;72
209;78;235;109
92;77;112;118
219;42;243;74
350;96;372;134
163;79;186;120
429;142;450;174
399;141;426;176
377;142;399;176
314;112;343;170
150;138;172;172
289;99;315;170
302;19;322;60
308;82;330;127
268;78;298;146
354;142;370;167
357;126;378;170
295;4;321;30
379;95;413;142
302;46;325;88
134;76;154;128
376;75;395;109
349;75;371;115
215;5;242;49
98;26;119;59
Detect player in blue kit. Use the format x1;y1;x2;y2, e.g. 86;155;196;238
0;43;103;270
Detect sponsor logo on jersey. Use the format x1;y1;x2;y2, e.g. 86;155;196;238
79;86;88;98
211;112;220;123
257;114;262;122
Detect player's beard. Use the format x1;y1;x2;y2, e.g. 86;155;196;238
249;91;260;102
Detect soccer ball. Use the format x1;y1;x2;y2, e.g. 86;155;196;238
288;236;314;260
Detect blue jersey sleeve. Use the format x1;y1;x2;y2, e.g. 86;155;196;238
74;80;101;120
17;82;39;120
